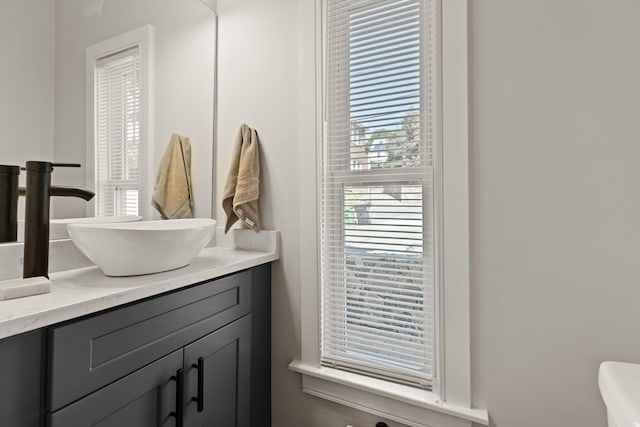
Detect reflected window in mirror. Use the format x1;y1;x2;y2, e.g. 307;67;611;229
86;26;152;218
95;47;140;216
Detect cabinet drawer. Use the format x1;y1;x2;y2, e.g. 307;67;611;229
48;270;251;411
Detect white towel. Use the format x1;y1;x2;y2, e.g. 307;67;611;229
152;134;193;219
222;124;260;233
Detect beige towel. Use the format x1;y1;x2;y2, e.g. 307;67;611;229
222;124;260;233
152;133;193;219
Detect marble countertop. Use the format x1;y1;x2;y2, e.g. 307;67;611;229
0;229;279;340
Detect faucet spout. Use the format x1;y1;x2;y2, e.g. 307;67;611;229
50;186;95;201
23;161;94;278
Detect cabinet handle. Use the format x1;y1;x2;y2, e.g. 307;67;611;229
191;357;205;412
170;368;184;427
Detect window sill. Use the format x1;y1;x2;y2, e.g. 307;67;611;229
289;360;488;427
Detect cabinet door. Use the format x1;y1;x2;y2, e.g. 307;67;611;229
183;315;251;427
49;350;183;427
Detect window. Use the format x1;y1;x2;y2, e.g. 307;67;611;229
291;0;488;425
86;26;152;218
321;0;436;389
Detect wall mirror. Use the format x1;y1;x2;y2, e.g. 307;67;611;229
0;0;216;243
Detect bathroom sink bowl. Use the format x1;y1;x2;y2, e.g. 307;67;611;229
52;215;142;239
68;218;216;276
599;361;640;427
17;215;142;241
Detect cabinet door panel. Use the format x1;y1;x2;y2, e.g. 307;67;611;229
49;350;182;427
92;390;158;427
184;315;251;427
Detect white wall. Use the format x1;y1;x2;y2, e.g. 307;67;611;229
0;0;54;180
215;2;303;424
53;0;216;219
217;1;640;427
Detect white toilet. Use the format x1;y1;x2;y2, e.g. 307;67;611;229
598;361;640;427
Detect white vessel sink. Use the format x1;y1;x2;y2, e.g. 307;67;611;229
599;361;640;427
68;218;216;276
17;215;142;241
52;215;142;239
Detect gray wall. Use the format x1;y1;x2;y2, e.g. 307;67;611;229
0;0;54;183
216;0;640;426
469;1;640;426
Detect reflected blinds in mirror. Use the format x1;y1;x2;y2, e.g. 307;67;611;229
94;46;141;217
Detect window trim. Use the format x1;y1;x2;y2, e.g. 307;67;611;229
291;0;487;425
85;25;154;219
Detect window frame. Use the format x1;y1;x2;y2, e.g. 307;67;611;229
290;0;488;425
85;25;153;219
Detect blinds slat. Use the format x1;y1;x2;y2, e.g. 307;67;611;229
350;37;419;61
350;4;420;31
323;323;432;352
323;327;431;358
327;302;433;324
349;54;420;75
324;334;424;366
325;291;429;313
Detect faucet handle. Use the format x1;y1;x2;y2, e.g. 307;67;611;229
51;163;81;168
22;162;82;173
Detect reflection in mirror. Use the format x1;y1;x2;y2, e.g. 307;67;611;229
85;25;152;220
0;0;216;243
16;215;143;243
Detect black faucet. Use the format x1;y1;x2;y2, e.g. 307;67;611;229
23;161;95;278
0;165;21;243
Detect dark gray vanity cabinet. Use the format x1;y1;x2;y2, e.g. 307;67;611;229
0;263;270;427
49;316;252;427
0;329;45;427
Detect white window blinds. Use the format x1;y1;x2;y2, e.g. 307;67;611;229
94;46;141;217
321;0;437;389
